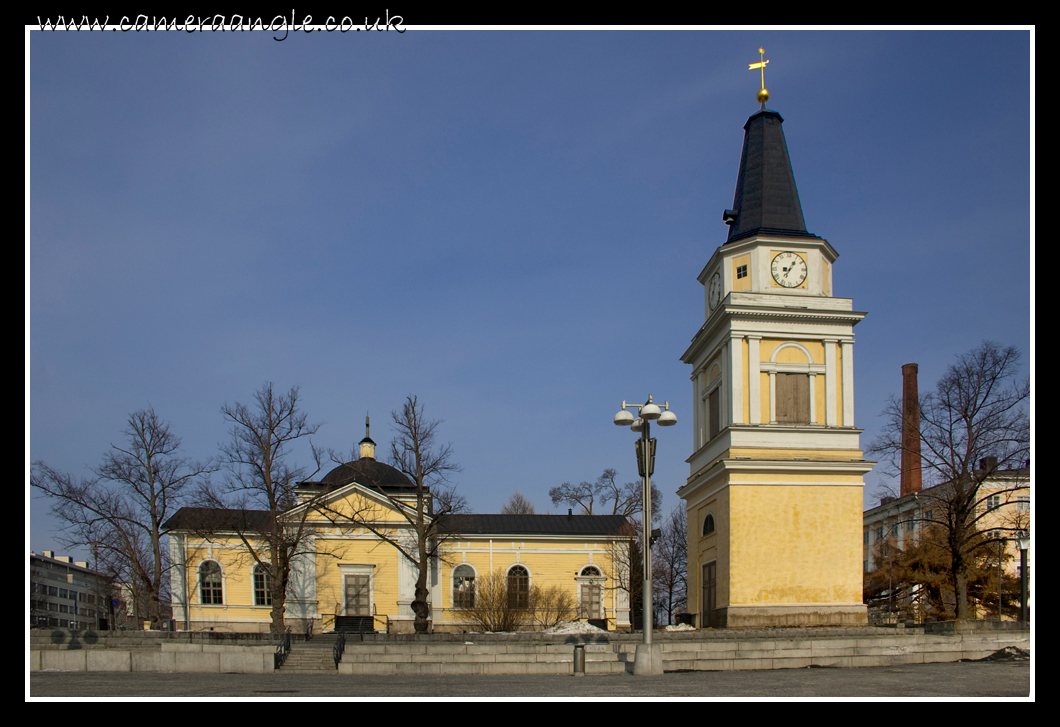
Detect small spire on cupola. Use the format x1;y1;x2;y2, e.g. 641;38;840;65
359;414;376;460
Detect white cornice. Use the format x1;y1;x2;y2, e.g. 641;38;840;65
678;457;875;500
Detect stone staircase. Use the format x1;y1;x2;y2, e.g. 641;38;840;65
278;633;342;673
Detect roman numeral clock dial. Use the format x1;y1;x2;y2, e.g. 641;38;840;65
771;251;807;288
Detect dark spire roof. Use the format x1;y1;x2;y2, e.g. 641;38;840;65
724;109;818;243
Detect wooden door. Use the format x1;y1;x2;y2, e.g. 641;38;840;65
701;561;716;628
344;574;371;616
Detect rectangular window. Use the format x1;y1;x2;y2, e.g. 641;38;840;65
775;373;810;424
254;568;273;607
1017;496;1029;512
875;526;884;541
708;387;720;441
889;523;898;536
736;264;748;279
986;495;1001;511
905;519;915;532
863;531;869;545
59;588;67;599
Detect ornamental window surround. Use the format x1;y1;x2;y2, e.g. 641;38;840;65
452;564;476;610
577;566;604;620
760;342;824;425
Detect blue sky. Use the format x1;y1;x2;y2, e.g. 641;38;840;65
28;28;1032;560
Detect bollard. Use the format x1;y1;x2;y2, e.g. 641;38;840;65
573;643;585;676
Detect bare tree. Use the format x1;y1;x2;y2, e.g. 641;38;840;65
32;408;211;629
549;469;661;523
501;491;536;515
200;382;322;633
653;506;688;625
309;395;463;634
868;342;1029;620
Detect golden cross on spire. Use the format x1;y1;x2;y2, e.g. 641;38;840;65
748;47;770;107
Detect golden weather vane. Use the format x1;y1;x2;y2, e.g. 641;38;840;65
748;47;769;107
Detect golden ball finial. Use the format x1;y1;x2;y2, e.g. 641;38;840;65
757;87;769;104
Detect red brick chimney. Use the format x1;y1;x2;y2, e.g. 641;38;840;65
900;363;922;496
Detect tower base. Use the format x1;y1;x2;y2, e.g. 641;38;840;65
709;605;868;629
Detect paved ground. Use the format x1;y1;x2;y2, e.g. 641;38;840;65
30;660;1031;698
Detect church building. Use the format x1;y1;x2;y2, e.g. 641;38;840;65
163;429;632;634
678;77;874;628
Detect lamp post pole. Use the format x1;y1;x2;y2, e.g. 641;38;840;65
1017;532;1029;624
614;396;675;676
998;537;1005;621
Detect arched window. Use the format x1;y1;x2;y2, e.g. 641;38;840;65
577;566;603;619
199;561;223;605
766;342;820;425
702;513;715;536
453;565;476;609
253;564;272;607
507;565;530;609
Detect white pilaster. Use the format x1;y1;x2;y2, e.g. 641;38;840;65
730;334;743;425
841;340;855;427
748;336;762;424
692;371;701;449
808;373;817;424
824;339;837;427
721;340;730;429
768;371;777;424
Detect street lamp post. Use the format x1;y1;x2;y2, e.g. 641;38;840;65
614;395;676;676
1017;532;1030;624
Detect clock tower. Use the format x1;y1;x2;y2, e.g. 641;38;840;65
678;75;873;628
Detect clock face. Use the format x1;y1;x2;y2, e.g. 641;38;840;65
771;252;807;288
708;272;722;310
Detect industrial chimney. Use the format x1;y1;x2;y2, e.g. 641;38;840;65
900;363;922;497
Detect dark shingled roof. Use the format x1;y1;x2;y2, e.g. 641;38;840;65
315;459;414;489
437;514;630;537
163;508;632;539
162;507;274;533
725;109;819;244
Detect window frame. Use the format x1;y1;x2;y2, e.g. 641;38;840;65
506;565;531;610
198;560;224;606
702;512;715;537
452;564;477;610
253;563;273;607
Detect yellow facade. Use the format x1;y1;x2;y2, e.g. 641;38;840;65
166;482;631;633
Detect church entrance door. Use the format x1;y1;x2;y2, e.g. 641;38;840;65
344;574;371;617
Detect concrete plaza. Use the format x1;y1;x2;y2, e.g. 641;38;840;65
30;659;1030;698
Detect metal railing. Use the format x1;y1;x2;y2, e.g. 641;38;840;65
273;626;292;669
333;629;346;668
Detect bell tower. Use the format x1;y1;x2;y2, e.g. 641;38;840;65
678;54;874;628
